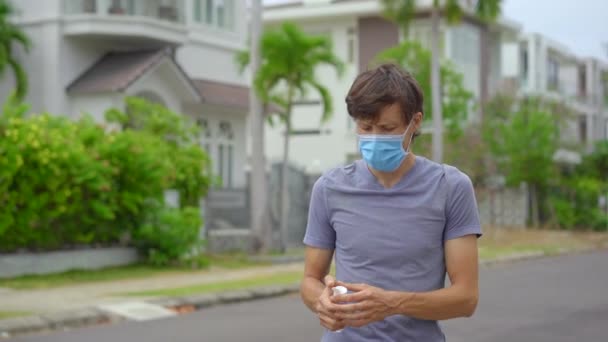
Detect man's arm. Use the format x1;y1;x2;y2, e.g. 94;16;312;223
301;246;334;312
332;235;479;325
391;234;479;319
301;246;346;331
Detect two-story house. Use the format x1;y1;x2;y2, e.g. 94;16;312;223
262;0;521;173
511;33;608;158
3;0;251;188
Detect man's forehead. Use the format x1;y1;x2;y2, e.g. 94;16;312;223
357;113;403;126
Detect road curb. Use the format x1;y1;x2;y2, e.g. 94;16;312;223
0;284;301;339
1;248;604;339
0;308;123;339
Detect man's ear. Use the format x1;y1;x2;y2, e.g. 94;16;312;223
413;112;423;129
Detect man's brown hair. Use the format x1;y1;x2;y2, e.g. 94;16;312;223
346;63;424;128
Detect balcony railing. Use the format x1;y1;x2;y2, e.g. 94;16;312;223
63;0;185;25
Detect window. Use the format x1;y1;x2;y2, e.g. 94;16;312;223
547;57;560;91
228;145;233;187
520;48;528;83
578;65;587;98
216;121;234;188
82;0;96;13
193;0;235;31
205;0;213;24
602;71;608;105
194;0;202;22
218;120;234;139
218;144;225;187
196;118;212;139
108;0;135;15
450;26;475;64
347;27;355;64
578;116;587;143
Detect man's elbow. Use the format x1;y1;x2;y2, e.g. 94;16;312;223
462;293;479;317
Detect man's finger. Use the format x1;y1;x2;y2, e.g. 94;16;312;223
334;307;371;321
331;290;369;304
330;301;369;314
321;300;344;314
324;274;336;287
319;315;344;331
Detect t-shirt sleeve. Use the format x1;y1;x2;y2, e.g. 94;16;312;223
303;176;336;250
444;167;482;241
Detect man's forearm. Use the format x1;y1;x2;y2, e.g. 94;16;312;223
390;285;478;321
301;276;326;313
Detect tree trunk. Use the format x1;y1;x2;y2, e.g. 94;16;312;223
530;183;540;227
248;0;272;253
430;5;444;163
279;110;292;253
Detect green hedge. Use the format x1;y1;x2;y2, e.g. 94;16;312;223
551;141;608;231
0;98;211;264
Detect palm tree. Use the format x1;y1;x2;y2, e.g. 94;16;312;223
381;0;502;163
237;22;344;252
0;0;30;101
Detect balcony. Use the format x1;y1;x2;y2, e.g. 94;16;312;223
62;0;188;46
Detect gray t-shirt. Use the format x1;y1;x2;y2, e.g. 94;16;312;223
304;156;482;342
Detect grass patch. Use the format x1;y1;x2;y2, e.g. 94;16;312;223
478;227;608;261
267;248;306;257
122;271;302;297
478;245;561;261
0;254;268;290
0;265;174;290
0;311;31;319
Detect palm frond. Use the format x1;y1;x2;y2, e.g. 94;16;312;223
235;49;250;74
444;0;464;24
476;0;502;22
8;28;30;51
7;56;27;101
305;77;333;123
380;0;416;36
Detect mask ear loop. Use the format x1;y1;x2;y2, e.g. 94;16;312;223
404;120;415;152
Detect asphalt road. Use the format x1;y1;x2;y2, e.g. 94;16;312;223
10;251;608;342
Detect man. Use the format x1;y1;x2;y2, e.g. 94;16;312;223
300;64;481;341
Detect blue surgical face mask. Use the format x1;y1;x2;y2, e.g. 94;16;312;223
358;122;414;172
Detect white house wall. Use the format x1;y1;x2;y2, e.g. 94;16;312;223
127;62;186;114
69;93;117;123
177;0;248;86
12;0;61;20
177;43;247;86
1;21;64;114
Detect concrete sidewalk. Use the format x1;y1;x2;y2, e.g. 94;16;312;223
0;262;303;314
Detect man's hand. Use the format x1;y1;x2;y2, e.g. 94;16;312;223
315;275;345;331
330;281;402;328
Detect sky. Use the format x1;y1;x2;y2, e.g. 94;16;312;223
264;0;608;61
502;0;607;60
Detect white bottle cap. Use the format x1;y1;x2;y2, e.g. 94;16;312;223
332;285;348;296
